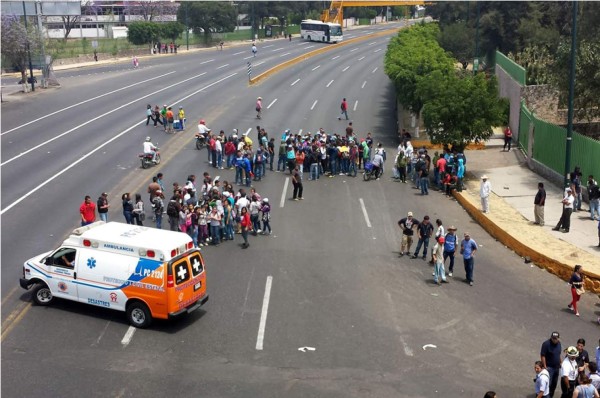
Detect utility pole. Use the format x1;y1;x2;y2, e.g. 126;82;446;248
36;0;47;88
474;0;480;75
185;3;189;50
564;0;578;187
22;1;35;92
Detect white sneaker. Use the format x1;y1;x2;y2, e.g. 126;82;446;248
448;272;453;277
257;229;262;233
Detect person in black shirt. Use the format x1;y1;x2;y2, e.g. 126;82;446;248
534;182;546;226
576;338;590;374
540;331;562;397
398;212;419;257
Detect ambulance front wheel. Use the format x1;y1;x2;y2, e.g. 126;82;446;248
32;283;54;306
127;301;152;328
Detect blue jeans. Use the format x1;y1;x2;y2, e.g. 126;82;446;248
342;158;349;174
310;163;320;180
463;257;474;282
217;152;222;168
210;225;220;244
414;237;430;257
575;192;582;211
123;211;133;224
224;223;234;240
191;226;199;246
348;161;357;177
277;155;286;171
155;213;162;229
262;219;271;233
420;177;429;195
254;163;263;180
329;159;337;175
245;172;251;187
227;154;235;168
590;199;600;220
99;213;108;222
434;261;446;283
235;167;244;185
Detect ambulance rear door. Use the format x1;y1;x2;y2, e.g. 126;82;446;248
167;250;206;315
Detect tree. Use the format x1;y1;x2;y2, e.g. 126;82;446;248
438;22;474;69
61;15;80;40
124;1;179;22
1;14;41;83
384;23;454;115
177;2;236;43
161;21;184;42
417;70;508;151
127;21;162;50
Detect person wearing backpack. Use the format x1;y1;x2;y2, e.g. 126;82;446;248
254;149;264;181
443;226;458;277
152;191;164;229
166;195;181;231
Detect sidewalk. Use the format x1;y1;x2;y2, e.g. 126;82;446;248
454;135;600;293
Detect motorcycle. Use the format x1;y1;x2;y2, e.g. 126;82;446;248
195;133;206;150
139;147;161;169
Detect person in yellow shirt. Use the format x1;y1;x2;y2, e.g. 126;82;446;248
178;106;185;129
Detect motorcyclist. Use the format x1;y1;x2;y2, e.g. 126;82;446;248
143;136;158;163
197;119;211;138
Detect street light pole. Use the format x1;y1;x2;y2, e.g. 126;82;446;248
185;3;189;50
564;0;578;187
22;1;35;92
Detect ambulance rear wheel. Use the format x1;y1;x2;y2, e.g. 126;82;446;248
32;283;53;306
127;301;152;328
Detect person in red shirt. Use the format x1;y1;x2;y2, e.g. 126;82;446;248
79;195;96;226
239;207;251;248
338;98;349;120
503;126;513;151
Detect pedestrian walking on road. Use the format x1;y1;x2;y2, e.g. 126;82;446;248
97;192;109;223
292;166;303;200
443;226;458;277
534;182;546;226
79;195;96;226
398;212;419;257
570;166;583;212
460;232;478;286
480;175;491;213
338;97;349;120
132;193;144;226
256;97;262;119
240;207;251;248
534;360;551;398
122;193;134;225
146;104;154;126
540;331;562;398
587;175;599;221
432;235;447;285
553;188;574;233
567;264;584;317
151;191;164;229
412;215;433;259
153;105;163;128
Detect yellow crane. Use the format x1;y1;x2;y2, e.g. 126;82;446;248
321;0;425;26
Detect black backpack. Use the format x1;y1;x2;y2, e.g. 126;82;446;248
152;197;163;215
166;200;179;217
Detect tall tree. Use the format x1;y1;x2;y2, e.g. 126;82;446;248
124;1;179;22
177;2;236;43
1;14;41;83
127;21;162;51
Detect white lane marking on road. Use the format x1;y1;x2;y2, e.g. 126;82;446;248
243;55;253;60
241;266;256;320
297;42;309;46
279;52;291;57
291;78;300;86
331;55;340;60
359;198;372;228
373;48;382;53
368;41;377;46
312;65;321;71
1;71;177;136
216;64;229;69
267;98;277;109
1;71;208;167
280;178;289;208
121;326;136;347
358;56;365;61
271;47;283;52
305;45;315;49
372;67;378;73
263;44;274;48
298;346;316;352
254;61;265;66
361;81;367;89
245;128;252;136
92;321;111;346
326;80;334;88
200;59;215;64
385;290;414;357
233;51;244;55
342;66;350;72
255;276;273;350
310;100;318;110
350;48;358;52
0;73;238;215
353;100;358;111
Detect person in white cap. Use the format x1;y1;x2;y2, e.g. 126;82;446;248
560;346;580;397
480;175;491;213
553;188;574;233
398;212;419;257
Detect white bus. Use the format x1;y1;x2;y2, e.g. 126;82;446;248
300;20;343;43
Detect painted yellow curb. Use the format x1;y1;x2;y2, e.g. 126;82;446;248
249;27;401;86
410;140;486;150
452;188;600;294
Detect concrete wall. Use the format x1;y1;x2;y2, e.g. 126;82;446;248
495;65;522;142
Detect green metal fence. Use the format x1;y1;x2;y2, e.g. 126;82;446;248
496;50;526;86
519;101;600;182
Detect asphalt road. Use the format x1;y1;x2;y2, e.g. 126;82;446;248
2;22;598;397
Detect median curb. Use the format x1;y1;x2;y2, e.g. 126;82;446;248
249;27;401;86
452;183;600;294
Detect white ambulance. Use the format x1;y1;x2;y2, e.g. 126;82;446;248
19;222;208;328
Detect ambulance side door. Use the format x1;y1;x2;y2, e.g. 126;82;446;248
44;247;79;300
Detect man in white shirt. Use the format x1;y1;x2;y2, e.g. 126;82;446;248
561;346;580;398
143;137;158;163
553;188;575;233
480;175;492;213
535;361;551;398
